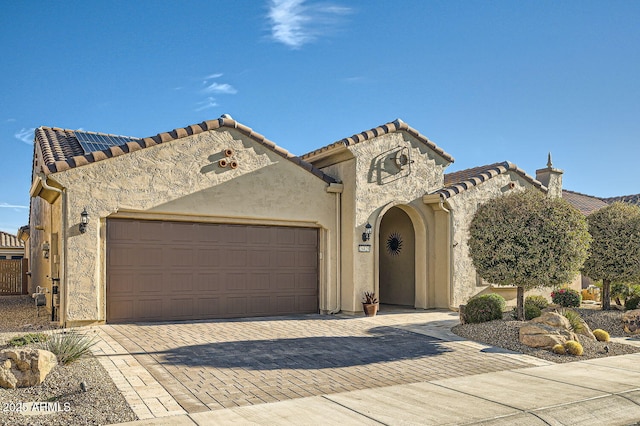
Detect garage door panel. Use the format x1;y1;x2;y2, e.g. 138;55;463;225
107;219;318;323
168;248;195;267
137;298;164;320
246;273;270;291
297;251;318;268
169;273;192;292
226;297;247;315
171;298;194;318
226;273;247;291
196;297;221;317
297;273;318;290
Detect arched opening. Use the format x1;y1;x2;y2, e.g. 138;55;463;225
379;206;415;306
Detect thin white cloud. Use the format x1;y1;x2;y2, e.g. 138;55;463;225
6;118;16;122
205;73;223;80
0;203;28;209
14;128;35;144
267;0;351;49
203;82;238;95
195;97;219;112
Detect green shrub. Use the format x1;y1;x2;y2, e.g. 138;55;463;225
593;329;610;342
524;303;542;320
525;295;549;310
565;340;584;356
551;288;581;307
37;331;97;365
626;295;640;311
464;294;506;324
559;308;584;333
9;333;48;347
552;344;566;355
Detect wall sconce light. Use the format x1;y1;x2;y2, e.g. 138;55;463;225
42;241;50;259
79;208;89;234
362;222;372;242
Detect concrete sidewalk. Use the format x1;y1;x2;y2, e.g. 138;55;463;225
116;353;640;425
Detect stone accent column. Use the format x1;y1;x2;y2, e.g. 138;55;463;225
536;153;564;199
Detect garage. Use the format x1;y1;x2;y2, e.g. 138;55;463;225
106;218;319;323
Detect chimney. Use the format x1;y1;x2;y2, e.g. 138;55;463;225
536;153;563;199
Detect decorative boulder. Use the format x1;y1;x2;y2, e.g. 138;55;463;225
623;309;640;334
575;318;596;341
532;312;571;329
519;323;578;349
0;349;57;389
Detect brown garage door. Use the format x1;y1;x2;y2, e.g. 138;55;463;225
106;219;318;323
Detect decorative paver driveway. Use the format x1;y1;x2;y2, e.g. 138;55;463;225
98;311;546;415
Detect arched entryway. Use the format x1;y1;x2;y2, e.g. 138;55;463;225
379;206;415;306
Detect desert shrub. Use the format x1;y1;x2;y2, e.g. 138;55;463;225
464;294;506;324
565;340;584;356
37;331;97;365
525;295;549;310
559;308;584;333
9;333;48;347
593;329;610;342
524;303;542;320
552;344;566;355
581;289;595;301
551;288;581;307
626;296;640;311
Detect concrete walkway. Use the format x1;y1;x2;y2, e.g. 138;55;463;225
91;310;640;425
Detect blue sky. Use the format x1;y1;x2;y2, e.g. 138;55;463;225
1;1;639;233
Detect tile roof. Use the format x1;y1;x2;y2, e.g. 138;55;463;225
602;194;640;206
562;190;609;216
34;116;337;184
435;161;546;199
0;231;24;249
301;119;455;163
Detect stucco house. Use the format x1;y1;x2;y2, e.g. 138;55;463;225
26;115;571;326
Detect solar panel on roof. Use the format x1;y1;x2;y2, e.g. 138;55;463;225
75;131;140;154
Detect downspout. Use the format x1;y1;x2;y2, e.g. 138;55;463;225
326;183;343;314
36;173;67;326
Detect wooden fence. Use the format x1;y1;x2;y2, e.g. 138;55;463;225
0;259;28;295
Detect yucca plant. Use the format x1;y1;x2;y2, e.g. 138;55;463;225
37;330;97;365
558;308;584;333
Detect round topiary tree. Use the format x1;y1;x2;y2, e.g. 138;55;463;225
468;188;591;320
582;202;640;310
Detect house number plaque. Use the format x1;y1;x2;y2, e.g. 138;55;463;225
358;244;371;253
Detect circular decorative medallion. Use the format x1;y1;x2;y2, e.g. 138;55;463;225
386;232;403;256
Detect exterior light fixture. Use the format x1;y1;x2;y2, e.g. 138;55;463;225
79;208;90;234
362;222;372;242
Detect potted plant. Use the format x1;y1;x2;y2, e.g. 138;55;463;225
362;291;379;317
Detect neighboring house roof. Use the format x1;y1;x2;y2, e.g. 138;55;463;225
562;190;609;216
301;119;455;163
34;116;337;184
435;161;546;199
0;231;24;249
601;194;640;206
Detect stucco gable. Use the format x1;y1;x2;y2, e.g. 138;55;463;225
34;116;337;184
302;119;455;165
435;161;546;199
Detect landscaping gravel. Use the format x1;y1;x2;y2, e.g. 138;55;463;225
0;296;137;425
452;308;640;363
